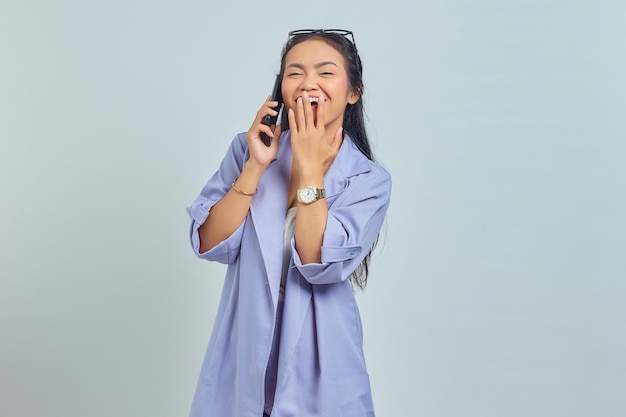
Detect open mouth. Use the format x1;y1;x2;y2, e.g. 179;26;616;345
298;96;320;107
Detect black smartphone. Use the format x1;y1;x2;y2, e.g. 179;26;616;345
260;75;283;147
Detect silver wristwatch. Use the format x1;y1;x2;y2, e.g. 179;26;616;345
297;186;326;204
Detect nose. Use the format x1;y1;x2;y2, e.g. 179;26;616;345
299;74;318;92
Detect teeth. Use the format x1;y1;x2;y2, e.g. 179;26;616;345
309;97;319;103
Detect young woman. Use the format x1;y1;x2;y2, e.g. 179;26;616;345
186;29;392;417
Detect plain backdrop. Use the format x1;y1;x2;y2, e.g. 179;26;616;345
1;1;625;416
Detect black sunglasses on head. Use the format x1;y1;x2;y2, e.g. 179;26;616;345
287;29;361;74
288;29;358;51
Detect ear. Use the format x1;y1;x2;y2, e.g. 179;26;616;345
347;89;360;105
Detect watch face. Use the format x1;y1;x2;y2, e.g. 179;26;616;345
299;187;317;204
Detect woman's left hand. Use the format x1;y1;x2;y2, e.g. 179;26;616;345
288;91;343;180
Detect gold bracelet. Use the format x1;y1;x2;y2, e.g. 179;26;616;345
231;178;257;196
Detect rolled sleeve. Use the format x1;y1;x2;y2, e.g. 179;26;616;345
294;166;391;285
186;203;244;264
186;133;249;264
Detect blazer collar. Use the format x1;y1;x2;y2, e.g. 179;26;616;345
319;132;372;199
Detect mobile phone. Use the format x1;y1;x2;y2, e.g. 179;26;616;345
260;75;283;147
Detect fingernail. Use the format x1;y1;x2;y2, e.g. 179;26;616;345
297;97;302;104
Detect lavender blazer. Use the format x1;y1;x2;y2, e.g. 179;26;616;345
186;131;391;417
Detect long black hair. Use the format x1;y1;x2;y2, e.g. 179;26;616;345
278;30;377;289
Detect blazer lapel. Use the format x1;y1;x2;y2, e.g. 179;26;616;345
249;134;293;309
323;135;372;205
276;135;374;371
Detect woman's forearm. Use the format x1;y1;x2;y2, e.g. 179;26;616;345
198;161;267;253
294;171;327;264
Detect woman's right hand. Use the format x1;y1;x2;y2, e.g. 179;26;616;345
245;96;282;166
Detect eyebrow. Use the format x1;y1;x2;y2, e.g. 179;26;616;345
286;61;339;70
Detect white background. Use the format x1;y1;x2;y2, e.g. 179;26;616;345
1;1;625;416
